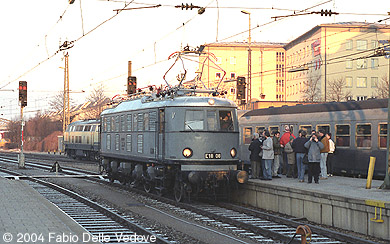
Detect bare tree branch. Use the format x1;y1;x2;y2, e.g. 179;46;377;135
327;77;353;102
301;76;321;102
375;75;389;99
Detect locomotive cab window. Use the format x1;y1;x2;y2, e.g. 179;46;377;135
185;110;204;131
207;111;217;131
219;110;233;131
356;124;371;148
336;124;350;147
379;123;387;149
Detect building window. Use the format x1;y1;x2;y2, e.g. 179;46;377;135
371;40;378;49
230;73;236;79
216;57;222;64
356;96;368;101
346;76;353;88
230;87;236;95
346;40;353;50
356;59;367;69
230;57;236;64
215;72;221;80
357;40;367;50
371;58;378;69
357;77;367;88
371;77;378;88
346;59;353;69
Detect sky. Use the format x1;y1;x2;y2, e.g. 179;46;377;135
0;0;388;120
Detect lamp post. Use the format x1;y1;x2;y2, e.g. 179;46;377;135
241;10;251;104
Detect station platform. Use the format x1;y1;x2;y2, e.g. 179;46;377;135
232;175;390;241
0;177;92;244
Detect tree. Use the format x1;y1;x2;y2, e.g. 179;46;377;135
83;86;109;120
375;75;389;99
49;91;76;113
326;77;353;102
301;76;321;102
5;119;20;146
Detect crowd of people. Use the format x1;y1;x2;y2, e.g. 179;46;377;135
248;125;335;184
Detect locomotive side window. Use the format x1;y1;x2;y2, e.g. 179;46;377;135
207;111;217;131
185;110;204;131
335;124;350;147
111;117;115;132
379;123;387;148
126;134;132;152
149;111;157;131
299;125;312;134
133;114;138;131
316;124;330;134
137;134;143;153
115;116;120;132
107;117;111;132
107;134;111;150
243;127;252;145
356;124;371;148
127;114;132;132
138;113;144;131
219;110;233;131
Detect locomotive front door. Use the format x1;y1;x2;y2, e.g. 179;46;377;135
157;109;165;161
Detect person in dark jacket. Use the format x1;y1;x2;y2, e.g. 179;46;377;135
249;133;261;179
280;125;295;174
304;132;324;184
272;131;282;178
292;130;309;182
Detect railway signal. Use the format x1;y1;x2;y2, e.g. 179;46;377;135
236;76;246;104
127;76;137;95
18;81;27;107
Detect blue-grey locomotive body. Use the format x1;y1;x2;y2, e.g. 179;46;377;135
100;95;247;201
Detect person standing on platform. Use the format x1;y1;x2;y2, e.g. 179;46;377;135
280;125;295;175
326;132;335;177
261;130;274;180
272;131;282;178
318;130;330;180
249;133;261;179
284;136;296;178
304;132;324;184
292;130;309;182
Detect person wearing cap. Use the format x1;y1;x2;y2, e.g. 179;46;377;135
280;125;296;175
249;133;262;179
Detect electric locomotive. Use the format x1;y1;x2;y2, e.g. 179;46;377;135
100;90;248;201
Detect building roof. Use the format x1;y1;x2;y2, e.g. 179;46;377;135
284;22;390;50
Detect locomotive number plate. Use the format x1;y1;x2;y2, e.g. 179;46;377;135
204;153;221;159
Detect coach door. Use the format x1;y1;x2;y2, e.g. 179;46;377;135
157;109;165;161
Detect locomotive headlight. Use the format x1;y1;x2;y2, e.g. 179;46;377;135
183;148;193;158
230;148;237;158
208;98;215;105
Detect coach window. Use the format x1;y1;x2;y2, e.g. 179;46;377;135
219;110;233;131
107;134;111;150
379;123;387;148
256;126;266;135
207;111;217;131
335;124;350;147
299;125;312;135
269;126;279;135
127;114;132;132
244;127;253;145
126;135;132;152
316;124;330;134
185;110;204;131
356;124;371;148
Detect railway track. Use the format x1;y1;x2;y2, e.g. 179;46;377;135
0;153;382;244
0;167;171;244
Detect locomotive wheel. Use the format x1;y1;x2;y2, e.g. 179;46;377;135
174;180;184;202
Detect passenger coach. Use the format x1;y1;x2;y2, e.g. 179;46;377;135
239;99;389;179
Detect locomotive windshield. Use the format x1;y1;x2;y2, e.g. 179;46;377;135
184;109;234;132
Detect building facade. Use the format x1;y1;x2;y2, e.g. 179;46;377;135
197;42;286;106
198;22;390;105
285;22;390;102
